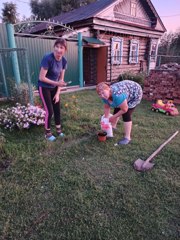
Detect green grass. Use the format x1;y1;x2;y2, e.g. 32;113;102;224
0;90;180;240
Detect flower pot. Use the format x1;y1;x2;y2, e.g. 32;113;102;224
97;131;107;142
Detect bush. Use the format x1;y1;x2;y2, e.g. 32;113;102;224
117;71;146;88
11;83;35;105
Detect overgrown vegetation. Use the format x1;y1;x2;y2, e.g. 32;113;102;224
158;30;180;65
1;2;19;24
0;90;180;240
30;0;96;20
117;71;146;88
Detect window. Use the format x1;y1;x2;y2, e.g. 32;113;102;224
150;40;158;62
129;39;139;64
131;2;137;16
111;37;123;65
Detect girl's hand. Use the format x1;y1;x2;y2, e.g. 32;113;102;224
53;94;60;104
57;80;67;87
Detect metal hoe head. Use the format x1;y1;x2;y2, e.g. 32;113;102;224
133;158;155;172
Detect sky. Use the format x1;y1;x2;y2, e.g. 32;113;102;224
0;0;180;32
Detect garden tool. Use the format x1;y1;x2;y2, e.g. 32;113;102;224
133;130;179;172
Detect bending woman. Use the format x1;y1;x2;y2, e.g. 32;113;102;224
96;80;143;145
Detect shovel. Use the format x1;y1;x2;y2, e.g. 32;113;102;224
134;131;179;172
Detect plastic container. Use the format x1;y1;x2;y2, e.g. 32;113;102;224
97;131;107;142
100;115;113;137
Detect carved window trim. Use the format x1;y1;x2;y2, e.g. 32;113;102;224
129;39;139;64
111;37;123;65
150;40;158;62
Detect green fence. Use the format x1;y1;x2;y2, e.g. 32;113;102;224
0;48;33;102
0;23;79;98
156;55;180;66
15;37;79;87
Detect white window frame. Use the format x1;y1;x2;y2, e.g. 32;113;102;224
129;39;139;64
131;1;137;16
111;37;123;65
150;40;158;62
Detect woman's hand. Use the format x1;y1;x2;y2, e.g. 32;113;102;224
109;115;118;124
53;93;60;104
57;80;67;87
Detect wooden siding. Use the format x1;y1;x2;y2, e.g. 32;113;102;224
101;0;152;28
99;33;149;82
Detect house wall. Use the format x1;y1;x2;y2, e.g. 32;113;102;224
99;33;149;82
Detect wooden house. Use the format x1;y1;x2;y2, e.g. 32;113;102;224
31;0;166;85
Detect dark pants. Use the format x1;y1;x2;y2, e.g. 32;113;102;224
114;107;135;122
39;86;61;129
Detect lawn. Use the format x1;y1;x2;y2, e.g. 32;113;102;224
0;90;180;240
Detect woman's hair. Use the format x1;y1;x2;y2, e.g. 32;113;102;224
96;82;110;95
54;38;67;50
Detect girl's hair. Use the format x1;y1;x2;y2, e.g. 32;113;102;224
96;82;110;95
54;38;67;50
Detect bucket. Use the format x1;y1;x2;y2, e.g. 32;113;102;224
97;131;107;142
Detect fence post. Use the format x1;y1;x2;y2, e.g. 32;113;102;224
147;54;151;76
78;32;84;88
0;37;9;97
24;50;34;105
6;23;21;86
158;55;161;67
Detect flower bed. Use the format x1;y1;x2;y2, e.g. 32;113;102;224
0;103;45;130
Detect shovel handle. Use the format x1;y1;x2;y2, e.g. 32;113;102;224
145;130;179;163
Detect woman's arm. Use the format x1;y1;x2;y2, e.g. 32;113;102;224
113;100;128;118
104;104;111;118
39;67;66;87
56;69;66;94
109;100;128;123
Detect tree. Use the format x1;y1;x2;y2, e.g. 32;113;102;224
30;0;96;20
158;31;180;56
1;2;19;24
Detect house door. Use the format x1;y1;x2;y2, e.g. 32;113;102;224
97;46;108;83
83;46;107;85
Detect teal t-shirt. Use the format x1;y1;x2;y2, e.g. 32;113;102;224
102;92;127;107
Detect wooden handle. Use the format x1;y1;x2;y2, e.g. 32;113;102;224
145;131;179;163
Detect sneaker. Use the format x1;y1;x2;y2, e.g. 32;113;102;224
58;132;64;137
117;137;131;145
45;134;56;142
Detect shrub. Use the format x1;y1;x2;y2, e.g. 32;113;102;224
0;103;45;130
12;83;35;105
117;71;146;88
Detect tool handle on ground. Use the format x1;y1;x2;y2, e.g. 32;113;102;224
145;131;179;163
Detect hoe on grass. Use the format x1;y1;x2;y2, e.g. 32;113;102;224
133;130;179;172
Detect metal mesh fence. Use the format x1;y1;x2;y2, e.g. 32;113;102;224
0;48;33;104
156;55;180;67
